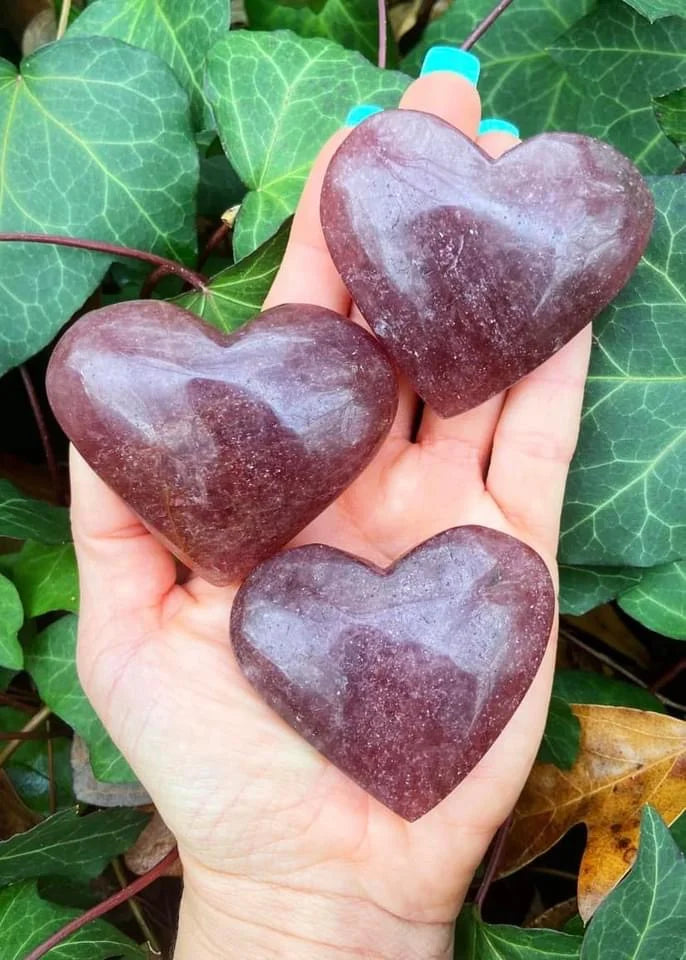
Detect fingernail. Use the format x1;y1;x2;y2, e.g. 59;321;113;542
478;118;520;138
345;104;383;127
420;46;480;85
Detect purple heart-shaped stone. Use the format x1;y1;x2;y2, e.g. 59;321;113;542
321;111;654;417
47;301;398;584
231;526;555;820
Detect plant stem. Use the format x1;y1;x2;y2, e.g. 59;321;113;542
56;0;72;39
112;856;161;953
474;812;513;914
0;233;208;294
461;0;516;51
650;656;686;694
19;365;64;507
23;847;180;960
0;704;51;769
46;718;57;815
378;0;387;69
198;220;231;270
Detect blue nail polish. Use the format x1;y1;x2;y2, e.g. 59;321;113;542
345;104;383;126
420;46;480;85
478;118;520;138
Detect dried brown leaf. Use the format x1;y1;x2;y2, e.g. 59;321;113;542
0;770;40;839
564;605;649;667
501;705;686;920
70;735;151;807
125;811;181;878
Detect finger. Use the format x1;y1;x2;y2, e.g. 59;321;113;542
417;125;521;475
487;325;593;552
69;446;177;616
263;130;352;315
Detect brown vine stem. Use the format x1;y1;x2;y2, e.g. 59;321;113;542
650;656;686;694
112;856;161;954
56;0;72;40
198;220;231;270
19;365;64;507
0;705;51;769
0;233;209;294
378;0;388;69
461;0;517;51
23;847;180;960
474;812;513;913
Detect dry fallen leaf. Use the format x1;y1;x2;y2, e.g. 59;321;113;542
527;897;578;931
564;605;650;667
125;810;182;878
0;771;40;839
71;735;151;807
501;705;686;921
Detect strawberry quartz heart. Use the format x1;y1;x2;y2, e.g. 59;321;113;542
47;301;398;584
320;110;654;417
231;526;555;820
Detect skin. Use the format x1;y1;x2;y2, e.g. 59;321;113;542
70;71;592;959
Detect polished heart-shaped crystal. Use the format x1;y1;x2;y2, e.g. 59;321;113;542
231;526;555;820
321;110;654;417
47;301;398;584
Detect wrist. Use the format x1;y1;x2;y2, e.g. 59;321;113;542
174;869;454;960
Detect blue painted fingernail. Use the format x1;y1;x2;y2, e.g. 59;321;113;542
345;104;383;126
478;118;520;138
420;46;480;85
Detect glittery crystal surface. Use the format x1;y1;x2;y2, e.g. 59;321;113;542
231;526;555;820
47;301;398;584
321;110;654;417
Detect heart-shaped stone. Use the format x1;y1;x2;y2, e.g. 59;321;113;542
47;301;398;584
231;526;555;820
321;110;654;417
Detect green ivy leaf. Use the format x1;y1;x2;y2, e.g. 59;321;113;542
671;811;686;853
0;574;23;671
0;480;70;544
559;564;642;615
455;904;583;958
0;36;197;375
0;881;143;959
206;30;409;258
581;806;686;960
69;0;230;130
0;707;74;815
552;669;665;713
10;541;79;618
537;695;581;769
176;217;291;331
245;0;397;67
0;808;148;885
550;1;686;173
618;560;686;639
654;87;686;155
621;0;686;21
560;177;686;567
23;616;137;783
402;0;594;134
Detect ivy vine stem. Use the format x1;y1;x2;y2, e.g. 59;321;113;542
23;847;180;960
378;0;388;70
56;0;73;40
461;0;517;51
0;233;209;294
474;812;513;913
19;365;64;507
0;704;51;769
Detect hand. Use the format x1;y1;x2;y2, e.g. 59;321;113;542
70;68;591;960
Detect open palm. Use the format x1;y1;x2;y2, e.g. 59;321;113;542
70;69;591;937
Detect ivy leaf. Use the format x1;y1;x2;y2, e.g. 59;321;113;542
0;808;148;885
206;30;409;258
455;904;582;959
0;36;197;375
559;564;642;615
176;218;291;331
620;0;686;21
618;560;686;639
654;87;686;155
552;669;665;713
560;177;686;567
0;880;143;959
0;707;74;815
581;806;686;960
550;1;686;174
0;575;23;671
69;0;230;130
0;480;70;544
402;0;594;134
672;810;686;852
245;0;398;67
23;616;137;783
538;696;581;769
10;541;79;617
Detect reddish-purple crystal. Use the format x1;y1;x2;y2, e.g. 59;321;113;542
231;526;555;820
47;301;398;584
321;110;654;417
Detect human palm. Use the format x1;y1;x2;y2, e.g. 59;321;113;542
70;70;591;939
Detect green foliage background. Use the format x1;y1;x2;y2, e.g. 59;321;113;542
0;0;683;955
